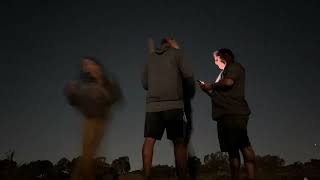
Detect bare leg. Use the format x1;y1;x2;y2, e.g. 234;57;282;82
142;137;156;180
173;138;188;180
228;150;241;180
241;146;255;180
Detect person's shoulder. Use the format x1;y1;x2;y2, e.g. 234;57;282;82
230;62;245;71
224;62;244;78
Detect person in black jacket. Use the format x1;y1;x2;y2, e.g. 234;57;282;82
199;49;255;180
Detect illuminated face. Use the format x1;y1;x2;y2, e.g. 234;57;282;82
213;53;226;70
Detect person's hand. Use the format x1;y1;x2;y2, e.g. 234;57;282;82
168;38;180;49
199;82;212;91
199;82;214;96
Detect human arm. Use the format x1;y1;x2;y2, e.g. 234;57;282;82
142;64;148;90
177;51;195;98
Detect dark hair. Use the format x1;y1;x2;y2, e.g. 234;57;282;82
215;48;235;64
83;56;103;67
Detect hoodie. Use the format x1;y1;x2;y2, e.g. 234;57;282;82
142;46;195;112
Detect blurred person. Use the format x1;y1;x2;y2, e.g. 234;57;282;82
65;57;122;180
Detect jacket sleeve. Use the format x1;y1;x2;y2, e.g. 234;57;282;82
142;63;148;90
177;51;195;99
211;63;243;91
223;63;243;82
65;81;80;106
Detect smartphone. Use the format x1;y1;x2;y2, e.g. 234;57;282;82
197;80;205;84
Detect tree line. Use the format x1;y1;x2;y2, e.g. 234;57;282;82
1;150;319;180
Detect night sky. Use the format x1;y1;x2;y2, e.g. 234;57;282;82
1;1;319;170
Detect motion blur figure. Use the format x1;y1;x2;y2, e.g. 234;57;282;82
65;57;122;180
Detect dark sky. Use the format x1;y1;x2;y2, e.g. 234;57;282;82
1;1;319;170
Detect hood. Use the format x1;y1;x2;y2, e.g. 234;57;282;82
154;44;170;55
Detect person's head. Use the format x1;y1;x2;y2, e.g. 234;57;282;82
213;48;235;70
82;56;104;79
161;36;180;49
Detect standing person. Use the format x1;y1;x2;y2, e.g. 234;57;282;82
142;37;195;180
199;49;255;180
66;57;122;180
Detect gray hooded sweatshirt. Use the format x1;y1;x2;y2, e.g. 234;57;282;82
142;45;195;112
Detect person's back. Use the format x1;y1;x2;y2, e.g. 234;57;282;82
142;38;195;180
143;44;194;112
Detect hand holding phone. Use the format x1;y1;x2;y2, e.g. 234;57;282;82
197;80;205;84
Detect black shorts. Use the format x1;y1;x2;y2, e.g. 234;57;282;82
144;109;185;140
217;115;251;152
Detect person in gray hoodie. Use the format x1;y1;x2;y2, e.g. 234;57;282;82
142;37;195;180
